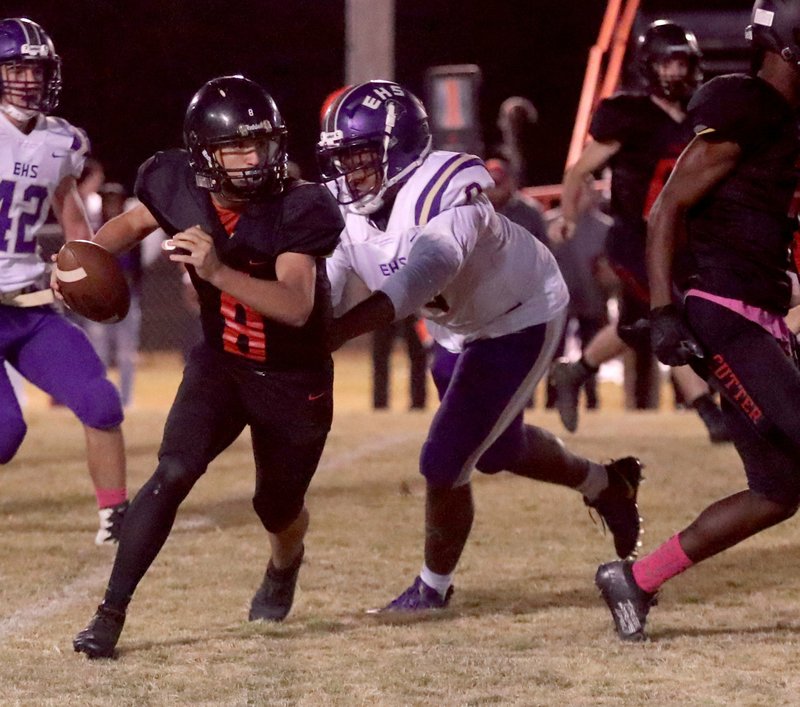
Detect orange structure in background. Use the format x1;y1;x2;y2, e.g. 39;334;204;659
522;0;640;209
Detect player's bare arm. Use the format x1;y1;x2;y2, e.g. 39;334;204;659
555;139;620;243
170;226;317;328
647;134;741;308
94;202;160;254
49;175;95;297
328;291;395;352
52;175;93;242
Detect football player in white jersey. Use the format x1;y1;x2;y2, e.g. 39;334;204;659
319;80;643;612
0;18;128;544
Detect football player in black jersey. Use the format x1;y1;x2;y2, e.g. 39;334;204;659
72;75;343;658
596;0;800;641
551;20;729;443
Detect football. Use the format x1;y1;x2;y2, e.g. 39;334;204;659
55;240;131;323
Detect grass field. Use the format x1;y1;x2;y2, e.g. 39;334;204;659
4;346;800;705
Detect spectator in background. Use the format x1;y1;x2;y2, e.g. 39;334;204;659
496;96;538;187
371;315;428;410
77;157;105;232
83;183;143;408
484;156;548;244
484;155;551;408
547;179;614;411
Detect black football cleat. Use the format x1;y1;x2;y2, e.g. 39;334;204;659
249;545;304;622
585;457;643;559
595;560;656;642
73;603;126;659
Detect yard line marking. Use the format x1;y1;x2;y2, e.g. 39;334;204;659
0;564;109;641
0;433;421;641
316;431;419;474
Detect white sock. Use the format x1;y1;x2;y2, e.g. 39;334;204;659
576;462;608;501
420;564;453;598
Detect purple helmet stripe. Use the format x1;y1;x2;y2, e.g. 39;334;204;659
327;85;359;133
14;18;40;46
414;155;483;225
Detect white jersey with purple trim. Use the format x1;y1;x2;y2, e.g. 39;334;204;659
328;150;568;350
0;114;89;293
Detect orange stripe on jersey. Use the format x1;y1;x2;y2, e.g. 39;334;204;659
212;202;243;236
211;201;268;361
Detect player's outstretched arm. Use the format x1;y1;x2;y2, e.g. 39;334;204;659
555;139;620;243
52;175;93;243
328;292;395;352
94;203;161;255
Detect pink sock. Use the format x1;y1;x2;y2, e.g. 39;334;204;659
632;534;693;593
95;487;127;509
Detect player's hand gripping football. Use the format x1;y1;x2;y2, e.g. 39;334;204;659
165;225;222;283
49;254;64;301
650;304;704;367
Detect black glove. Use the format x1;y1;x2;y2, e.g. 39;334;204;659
650;304;704;367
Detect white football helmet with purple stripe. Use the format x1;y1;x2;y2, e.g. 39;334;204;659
317;80;432;215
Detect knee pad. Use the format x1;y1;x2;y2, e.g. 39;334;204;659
476;435;521;475
0;416;26;464
420;438;465;488
253;491;303;534
151;456;201;502
72;376;124;430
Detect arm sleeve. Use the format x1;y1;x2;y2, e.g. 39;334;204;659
378;202;487;319
326;242;353;311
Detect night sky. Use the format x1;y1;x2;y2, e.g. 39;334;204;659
3;1;752;190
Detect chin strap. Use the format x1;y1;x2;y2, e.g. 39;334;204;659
1;102;39;123
347;102;398;216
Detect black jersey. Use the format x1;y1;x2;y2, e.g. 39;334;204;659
590;93;693;272
135;149;343;369
684;74;800;313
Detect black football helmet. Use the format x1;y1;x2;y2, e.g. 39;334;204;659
0;18;61;120
747;0;800;71
183;75;288;200
637;20;703;102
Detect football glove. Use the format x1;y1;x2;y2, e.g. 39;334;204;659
650;304;704;367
